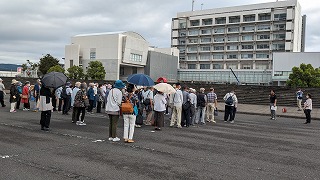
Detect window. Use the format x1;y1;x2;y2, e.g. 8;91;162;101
274;24;286;30
213;64;223;69
274;13;287;20
227;54;238;59
215;17;226;24
256;53;270;59
214;28;225;33
227;45;238;50
189;38;198;43
213;54;224;59
243;15;255;22
242;35;254;41
69;60;73;67
130;53;142;62
189;30;199;35
90;48;96;59
274;34;286;40
178;47;185;53
200;54;211;60
257;34;270;40
202;18;212;25
256;64;268;70
242;26;255;31
179;40;185;45
228;27;239;32
201;46;211;51
257;44;269;49
188;46;198;52
190;20;200;26
259;13;271;21
214;46;224;50
200;64;211;69
179;31;186;37
229;16;240;23
201;29;211;35
120;67;124;76
188;55;197;60
242;65;252;69
228;36;239;42
132;67;137;74
228;64;237;69
273;43;285;50
188;64;197;69
241;44;253;50
257;24;271;30
201;38;211;43
241;54;253;59
179;19;187;28
214;37;224;42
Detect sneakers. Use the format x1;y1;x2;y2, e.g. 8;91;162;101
76;121;86;126
23;108;29;111
224;120;227;123
230;121;234;124
108;137;114;141
212;121;217;123
135;125;141;128
10;110;16;113
112;137;120;142
127;139;134;143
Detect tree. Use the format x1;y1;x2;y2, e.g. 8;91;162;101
67;66;85;79
87;61;106;80
38;54;59;75
287;63;320;87
47;65;65;73
21;60;39;77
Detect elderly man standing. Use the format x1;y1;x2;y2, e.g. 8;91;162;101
223;90;238;123
196;88;207;125
71;82;81;123
170;83;183;128
206;88;218;123
62;82;72;115
0;78;6;107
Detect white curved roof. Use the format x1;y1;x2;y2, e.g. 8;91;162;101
74;31;147;41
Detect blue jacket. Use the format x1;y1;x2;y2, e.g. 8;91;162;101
87;88;95;100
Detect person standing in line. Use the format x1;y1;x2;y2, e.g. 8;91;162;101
93;83;98;109
196;88;207;125
296;88;303;111
33;79;41;112
206;88;218;123
55;86;63;113
122;84;138;143
9;79;18;113
73;83;88;126
21;81;31;111
71;82;81;123
106;80;125;142
181;86;191;127
223;90;238;123
303;93;312;124
0;78;6;107
101;83;107;109
104;84;112;112
170;83;183;128
62;82;72;115
269;90;277;120
143;87;154;126
153;91;167;131
39;85;53;131
96;84;104;113
87;83;95;114
16;81;22;110
189;88;197;126
231;92;238;122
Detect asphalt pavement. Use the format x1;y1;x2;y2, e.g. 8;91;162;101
1;101;320;179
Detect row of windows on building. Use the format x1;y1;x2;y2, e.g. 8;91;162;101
178;24;286;37
185;63;269;70
179;43;285;53
178;13;287;28
178;34;286;45
130;53;143;62
183;53;270;60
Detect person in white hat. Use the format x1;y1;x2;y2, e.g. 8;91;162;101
0;78;6;107
9;79;18;112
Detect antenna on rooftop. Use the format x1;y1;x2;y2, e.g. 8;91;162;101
201;3;204;10
192;0;195;11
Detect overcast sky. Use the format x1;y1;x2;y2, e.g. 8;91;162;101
0;0;318;65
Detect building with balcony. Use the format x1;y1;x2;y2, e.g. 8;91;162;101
65;31;179;82
171;0;305;85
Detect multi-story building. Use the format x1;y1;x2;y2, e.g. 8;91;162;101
65;31;179;81
171;0;305;85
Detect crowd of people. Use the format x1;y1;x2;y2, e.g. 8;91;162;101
0;77;315;142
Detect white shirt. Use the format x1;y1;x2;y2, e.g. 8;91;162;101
170;89;183;107
304;98;312;110
143;90;153;100
223;92;238;106
0;83;5;91
153;94;167;112
71;87;80;107
189;93;197;107
106;88;122;112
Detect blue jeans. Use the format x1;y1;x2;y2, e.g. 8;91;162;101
196;106;206;124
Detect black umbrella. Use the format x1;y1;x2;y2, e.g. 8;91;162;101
41;72;68;89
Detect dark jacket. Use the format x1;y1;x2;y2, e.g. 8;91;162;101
9;84;18;103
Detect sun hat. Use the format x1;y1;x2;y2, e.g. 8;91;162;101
11;79;18;84
0;78;3;81
114;80;125;89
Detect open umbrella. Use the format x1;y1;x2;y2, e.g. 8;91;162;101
41;72;68;89
156;77;167;83
153;83;176;94
127;74;154;86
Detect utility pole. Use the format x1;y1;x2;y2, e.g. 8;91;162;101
192;0;195;11
201;3;203;10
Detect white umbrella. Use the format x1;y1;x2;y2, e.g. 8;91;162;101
153;83;176;94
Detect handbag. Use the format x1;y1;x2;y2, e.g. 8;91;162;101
214;108;218;116
133;105;138;116
22;95;28;99
143;98;151;106
182;101;191;110
121;95;133;114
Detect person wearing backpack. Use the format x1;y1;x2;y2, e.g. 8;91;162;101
223;90;238;123
62;82;72;115
296;88;303;111
195;88;207;125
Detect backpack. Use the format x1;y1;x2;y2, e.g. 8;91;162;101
121;94;133;114
225;94;234;105
61;86;67;99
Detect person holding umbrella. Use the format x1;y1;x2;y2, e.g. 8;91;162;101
39;84;53;131
106;80;125;142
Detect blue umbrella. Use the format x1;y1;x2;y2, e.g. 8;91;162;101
127;74;155;86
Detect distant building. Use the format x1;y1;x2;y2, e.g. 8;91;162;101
171;0;305;85
65;31;179;82
273;52;320;86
